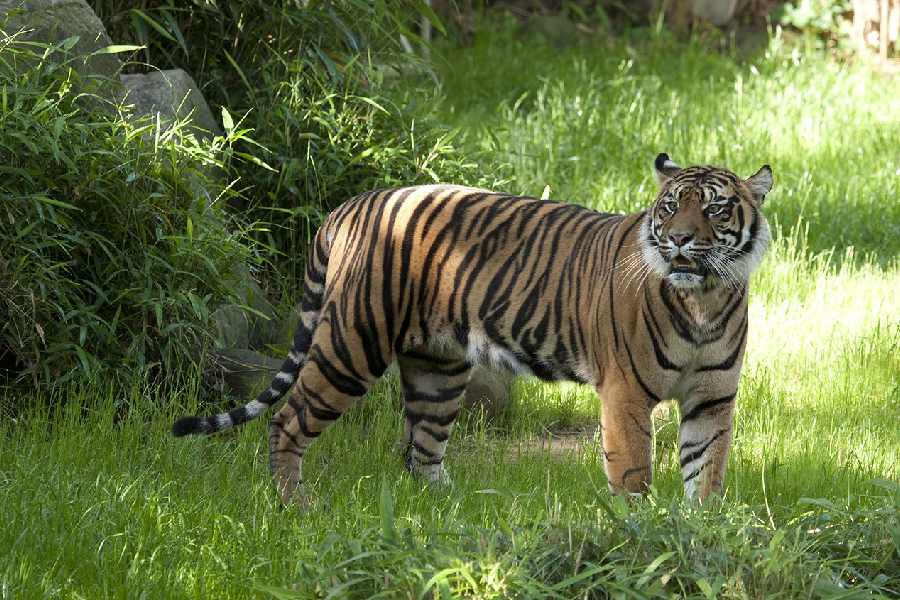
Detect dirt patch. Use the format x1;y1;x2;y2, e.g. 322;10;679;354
507;427;602;461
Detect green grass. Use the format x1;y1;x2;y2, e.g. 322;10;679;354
3;22;900;600
2;381;898;598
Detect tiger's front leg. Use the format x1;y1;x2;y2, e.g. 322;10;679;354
677;391;736;500
598;384;654;495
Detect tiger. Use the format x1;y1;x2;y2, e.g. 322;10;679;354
173;154;773;504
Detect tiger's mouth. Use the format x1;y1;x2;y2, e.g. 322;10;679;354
669;255;702;275
666;254;707;288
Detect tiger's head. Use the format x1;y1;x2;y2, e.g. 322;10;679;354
640;154;773;291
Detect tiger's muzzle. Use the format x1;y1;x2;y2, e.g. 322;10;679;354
664;248;709;289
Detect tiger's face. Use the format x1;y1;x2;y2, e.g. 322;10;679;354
641;154;773;290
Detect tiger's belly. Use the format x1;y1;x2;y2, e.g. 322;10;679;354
413;324;594;385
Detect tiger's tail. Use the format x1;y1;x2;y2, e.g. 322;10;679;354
172;229;330;437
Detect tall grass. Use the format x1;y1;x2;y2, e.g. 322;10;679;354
1;372;897;598
432;19;900;259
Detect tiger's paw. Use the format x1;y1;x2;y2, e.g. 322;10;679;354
406;459;452;488
275;473;310;510
431;466;452;488
421;464;452;488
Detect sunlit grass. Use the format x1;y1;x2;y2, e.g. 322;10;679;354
434;21;900;259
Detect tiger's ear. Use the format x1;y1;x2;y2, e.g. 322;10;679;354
654;153;681;185
745;165;773;204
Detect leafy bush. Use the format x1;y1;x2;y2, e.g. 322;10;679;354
775;0;852;48
1;2;496;389
92;1;497;281
0;31;260;387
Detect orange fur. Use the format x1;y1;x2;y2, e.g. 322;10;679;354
174;156;773;504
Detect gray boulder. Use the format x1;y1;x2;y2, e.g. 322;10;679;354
120;69;222;140
691;0;740;26
213;348;283;399
464;365;513;417
0;0;122;96
210;264;287;397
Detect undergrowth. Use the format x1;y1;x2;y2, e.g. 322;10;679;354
0;32;263;387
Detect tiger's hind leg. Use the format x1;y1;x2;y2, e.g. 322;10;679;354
397;352;472;485
268;318;389;506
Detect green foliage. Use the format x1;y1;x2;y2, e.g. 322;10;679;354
0;32;259;387
0;13;897;597
1;2;491;386
775;0;851;34
91;1;495;281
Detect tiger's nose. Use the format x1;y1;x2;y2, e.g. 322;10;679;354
669;233;693;247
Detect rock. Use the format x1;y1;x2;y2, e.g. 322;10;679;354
524;14;582;48
213;348;283;399
464;365;513;417
0;0;122;97
691;0;739;26
212;304;251;350
121;69;225;209
120;69;222;139
212;264;281;350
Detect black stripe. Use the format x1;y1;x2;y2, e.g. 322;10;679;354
643;286;669;349
659;282;697;344
356;191;392;374
354;321;388;378
683;462;707;483
404;408;459;427
623;341;662;405
621;465;650;485
681;393;736;423
306;261;326;285
395;190;445;348
411;441;437;458
628;411;652;438
306;401;341;422
609;215;646;351
227;406;248;426
287;395;305;417
728;313;748;346
706;289;744;334
644;309;680;371
271;420;304;448
308;347;366;397
404;384;468;404
296;408;320;439
697;320;747;372
680;428;729;467
380;190;416;344
298;382;342;415
323;304;366;382
418;425;450;443
272;447;303;458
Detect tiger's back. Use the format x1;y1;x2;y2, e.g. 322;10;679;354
174;156;773;504
322;184;630;384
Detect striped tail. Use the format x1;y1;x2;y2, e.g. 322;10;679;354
172;228;330;437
